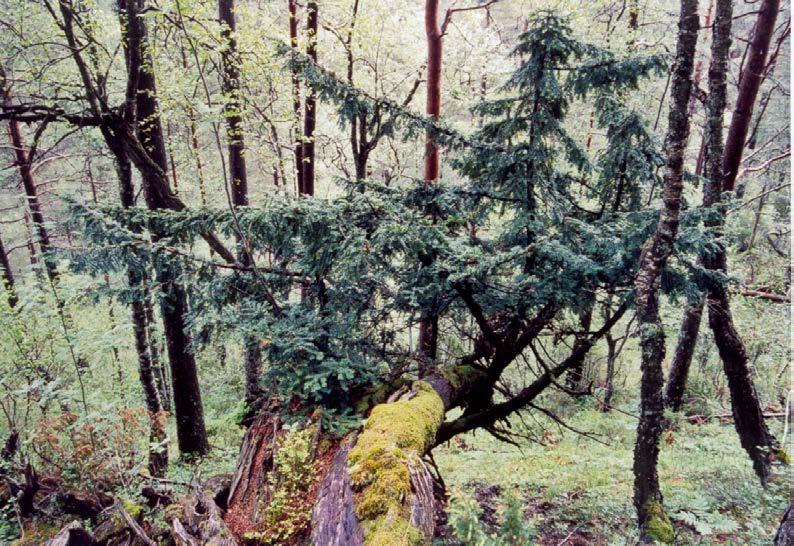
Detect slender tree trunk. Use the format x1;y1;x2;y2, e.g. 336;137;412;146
417;0;443;367
219;0;263;411
301;1;318;196
288;0;305;194
602;334;617;410
144;287;171;412
181;45;209;207
689;0;778;482
664;296;704;410
126;0;209;456
112;137;169;476
665;0;781;416
703;29;779;481
632;0;699;541
22;210;39;272
722;0;780;195
0;231;17;308
6;119;58;283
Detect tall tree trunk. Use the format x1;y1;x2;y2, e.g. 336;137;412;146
126;0;209;456
696;0;778;485
104;124;170;476
6;119;58;283
219;0;264;412
722;0;780;195
632;0;699;541
0;231;17;308
288;0;305;194
300;1;318;196
417;0;443;367
670;0;780;482
665;0;781;415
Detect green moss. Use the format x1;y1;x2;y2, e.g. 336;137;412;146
441;364;486;391
362;515;427;546
349;381;444;545
643;501;674;544
120;498;143;519
773;447;791;465
355;378;409;414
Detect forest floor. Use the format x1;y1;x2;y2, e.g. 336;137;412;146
433;406;789;545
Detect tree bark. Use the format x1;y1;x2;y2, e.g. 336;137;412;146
632;0;699;541
288;0;305;194
666;0;782;423
699;0;778;484
722;0;780;195
566;300;594;388
775;501;794;546
6;118;58;283
664;296;704;411
0;231;18;308
417;0;443;367
219;0;264;411
144;284;171;412
300;1;318;196
123;0;209;456
111;144;169;477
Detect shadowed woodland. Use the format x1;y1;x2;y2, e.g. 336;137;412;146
0;0;790;544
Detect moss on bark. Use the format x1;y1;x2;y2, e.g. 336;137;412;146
348;381;444;545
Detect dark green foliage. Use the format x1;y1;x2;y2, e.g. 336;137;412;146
67;12;674;420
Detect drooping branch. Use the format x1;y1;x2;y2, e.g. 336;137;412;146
435;301;628;444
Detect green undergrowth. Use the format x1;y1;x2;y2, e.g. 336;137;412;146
435;407;788;545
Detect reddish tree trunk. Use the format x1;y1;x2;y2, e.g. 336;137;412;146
722;0;780;194
423;0;442;183
417;0;443;365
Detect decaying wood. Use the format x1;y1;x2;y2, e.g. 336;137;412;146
775;501;794;546
310;442;364;546
225;413;279;535
116;500;156;546
170;477;237;546
45;521;96;546
407;457;436;536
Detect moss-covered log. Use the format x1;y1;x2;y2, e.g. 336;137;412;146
224;376;458;545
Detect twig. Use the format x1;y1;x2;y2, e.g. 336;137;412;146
728;181;790;214
556;523;584;546
115;498;157;546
